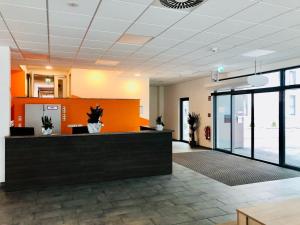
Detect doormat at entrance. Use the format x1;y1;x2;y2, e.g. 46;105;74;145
173;151;300;186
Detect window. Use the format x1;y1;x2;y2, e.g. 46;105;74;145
286;69;300;86
289;95;296;115
234;72;280;90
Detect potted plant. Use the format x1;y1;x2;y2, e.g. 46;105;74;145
87;105;104;134
41;116;53;135
188;113;199;148
156;116;165;131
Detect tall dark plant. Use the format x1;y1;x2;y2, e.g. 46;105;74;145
156;116;165;126
188;113;199;148
41;116;53;130
87;106;104;123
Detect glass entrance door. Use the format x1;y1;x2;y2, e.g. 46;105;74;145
180;98;190;142
232;94;252;157
254;92;279;164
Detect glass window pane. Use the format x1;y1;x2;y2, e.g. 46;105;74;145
232;94;252;157
254;92;279;164
285;69;300;86
285;89;300;167
216;95;231;151
235;72;280;90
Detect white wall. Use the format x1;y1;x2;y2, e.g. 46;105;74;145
71;68;150;119
0;47;10;182
164;76;213;148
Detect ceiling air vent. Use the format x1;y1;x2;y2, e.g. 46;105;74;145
159;0;205;9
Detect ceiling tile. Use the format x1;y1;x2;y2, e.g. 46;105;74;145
48;0;99;16
50;36;82;47
85;30;121;42
0;0;45;9
6;20;47;34
231;2;290;23
127;23;165;36
110;43;141;52
237;25;282;39
160;28;199;41
49;27;85;42
192;0;258;19
206;19;254;36
188;32;227;45
261;29;300;43
0;4;46;24
261;0;300;8
136;5;188;27
97;0;152;22
0;30;10;39
13;32;47;43
91;17;131;34
173;14;222;31
49;11;91;29
145;37;181;49
0;39;16;48
18;41;48;51
263;9;300;28
82;39;113;50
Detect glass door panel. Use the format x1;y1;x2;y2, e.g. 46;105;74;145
285;89;300;167
232;94;252;157
254;92;279;164
180;98;190;142
216;95;231;151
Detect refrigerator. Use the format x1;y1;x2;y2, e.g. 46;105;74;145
25;104;61;135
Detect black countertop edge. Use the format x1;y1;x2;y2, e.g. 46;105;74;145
5;129;174;139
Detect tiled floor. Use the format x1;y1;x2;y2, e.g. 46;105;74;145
1;143;300;225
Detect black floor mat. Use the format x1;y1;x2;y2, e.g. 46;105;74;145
173;151;300;186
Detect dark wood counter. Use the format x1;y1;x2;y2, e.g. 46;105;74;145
5;131;172;191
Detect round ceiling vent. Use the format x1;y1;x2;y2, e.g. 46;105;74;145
159;0;205;9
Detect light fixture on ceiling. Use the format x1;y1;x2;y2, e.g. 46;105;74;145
159;0;205;9
45;65;53;70
135;73;141;77
211;47;219;53
95;59;120;66
118;34;153;45
247;59;268;87
242;49;275;58
67;0;79;7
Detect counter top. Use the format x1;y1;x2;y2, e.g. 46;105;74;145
6;129;173;139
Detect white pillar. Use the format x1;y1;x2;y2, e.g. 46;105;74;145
0;47;11;182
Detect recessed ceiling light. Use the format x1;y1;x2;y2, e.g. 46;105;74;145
135;73;141;77
118;34;153;45
242;49;275;58
67;1;79;7
45;65;53;70
95;59;120;66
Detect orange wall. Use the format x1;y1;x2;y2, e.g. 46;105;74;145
11;70;26;97
12;97;140;134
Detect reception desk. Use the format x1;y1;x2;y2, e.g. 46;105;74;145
5;130;172;191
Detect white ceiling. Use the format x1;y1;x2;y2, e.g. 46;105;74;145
1;0;300;84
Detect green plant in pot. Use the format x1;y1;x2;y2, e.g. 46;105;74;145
156;116;165;131
87;105;104;134
188;113;199;148
41;116;53;135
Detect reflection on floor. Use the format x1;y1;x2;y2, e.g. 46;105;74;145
172;141;207;153
0;143;300;225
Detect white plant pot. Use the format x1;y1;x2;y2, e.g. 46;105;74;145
42;128;53;135
88;123;102;134
156;124;164;131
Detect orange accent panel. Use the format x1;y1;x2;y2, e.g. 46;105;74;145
11;70;26;97
12;97;140;134
140;117;150;126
